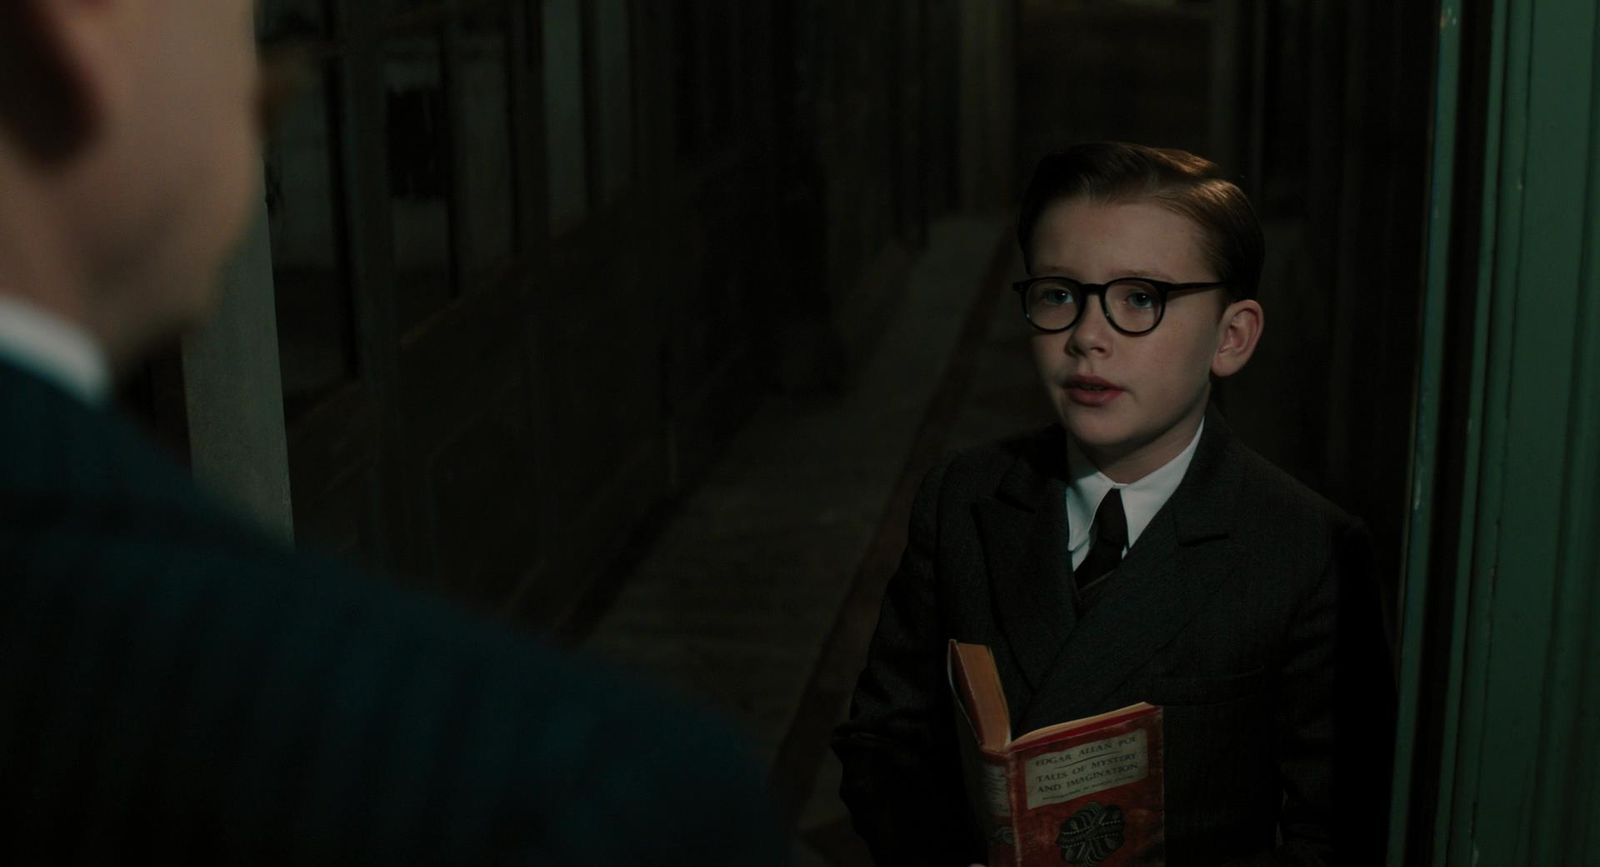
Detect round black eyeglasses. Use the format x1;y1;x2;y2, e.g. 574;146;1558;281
1012;276;1229;335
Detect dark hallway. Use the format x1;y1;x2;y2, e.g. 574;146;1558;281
572;215;1035;864
154;0;1430;860
554;2;1438;862
98;0;1600;863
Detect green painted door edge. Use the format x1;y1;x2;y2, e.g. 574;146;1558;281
1545;81;1600;854
1416;0;1600;862
1516;5;1600;861
1433;0;1520;857
1436;0;1520;852
1407;0;1510;858
1387;0;1463;860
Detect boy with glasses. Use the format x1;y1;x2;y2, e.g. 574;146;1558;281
835;142;1395;865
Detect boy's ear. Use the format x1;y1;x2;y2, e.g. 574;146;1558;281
1211;298;1263;378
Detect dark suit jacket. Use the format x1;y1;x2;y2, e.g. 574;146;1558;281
833;414;1395;866
0;359;783;865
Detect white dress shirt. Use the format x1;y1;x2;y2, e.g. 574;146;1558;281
1065;419;1204;570
0;296;111;404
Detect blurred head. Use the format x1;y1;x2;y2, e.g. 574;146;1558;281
0;0;262;367
1017;143;1264;482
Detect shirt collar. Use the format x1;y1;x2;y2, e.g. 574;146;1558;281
1065;418;1205;555
0;296;111;405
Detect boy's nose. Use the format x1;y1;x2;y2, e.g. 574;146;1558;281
1067;301;1114;355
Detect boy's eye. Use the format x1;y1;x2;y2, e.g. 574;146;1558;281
1041;287;1076;306
1124;291;1156;310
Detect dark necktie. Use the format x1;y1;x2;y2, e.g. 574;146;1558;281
1074;489;1128;604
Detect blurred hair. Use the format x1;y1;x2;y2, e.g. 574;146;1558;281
1016;141;1265;301
0;4;93;162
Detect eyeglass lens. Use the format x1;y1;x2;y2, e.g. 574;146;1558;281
1024;279;1162;333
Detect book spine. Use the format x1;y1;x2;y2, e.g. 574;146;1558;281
1005;752;1025;867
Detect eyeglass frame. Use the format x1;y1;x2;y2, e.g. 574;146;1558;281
1011;275;1230;336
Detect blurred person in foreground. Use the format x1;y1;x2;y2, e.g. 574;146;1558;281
0;2;783;863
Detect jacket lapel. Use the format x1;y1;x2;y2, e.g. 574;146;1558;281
978;427;1077;693
1008;413;1243;730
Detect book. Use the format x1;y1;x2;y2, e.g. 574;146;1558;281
948;639;1165;867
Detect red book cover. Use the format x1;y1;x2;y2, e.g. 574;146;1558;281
949;640;1165;866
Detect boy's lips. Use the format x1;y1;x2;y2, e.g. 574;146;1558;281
1064;375;1125;407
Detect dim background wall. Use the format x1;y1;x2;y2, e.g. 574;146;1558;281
126;0;1431;635
146;0;1017;631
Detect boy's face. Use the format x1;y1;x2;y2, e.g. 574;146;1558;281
1026;197;1258;482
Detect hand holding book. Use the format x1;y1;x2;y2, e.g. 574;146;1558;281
948;640;1166;867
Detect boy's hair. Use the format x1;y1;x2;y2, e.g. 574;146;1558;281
1017;142;1264;301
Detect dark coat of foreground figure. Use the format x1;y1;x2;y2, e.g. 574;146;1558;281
834;413;1396;866
0;359;784;865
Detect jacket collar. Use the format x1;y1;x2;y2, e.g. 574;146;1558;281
977;410;1242;725
0;296;111;405
0;358;238;534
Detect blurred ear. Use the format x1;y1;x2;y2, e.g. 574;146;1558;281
0;0;125;162
1211;298;1263;378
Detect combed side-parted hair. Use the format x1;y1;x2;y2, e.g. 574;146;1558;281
1017;142;1265;301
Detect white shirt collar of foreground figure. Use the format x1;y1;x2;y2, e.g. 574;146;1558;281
0;295;111;405
1063;418;1204;567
